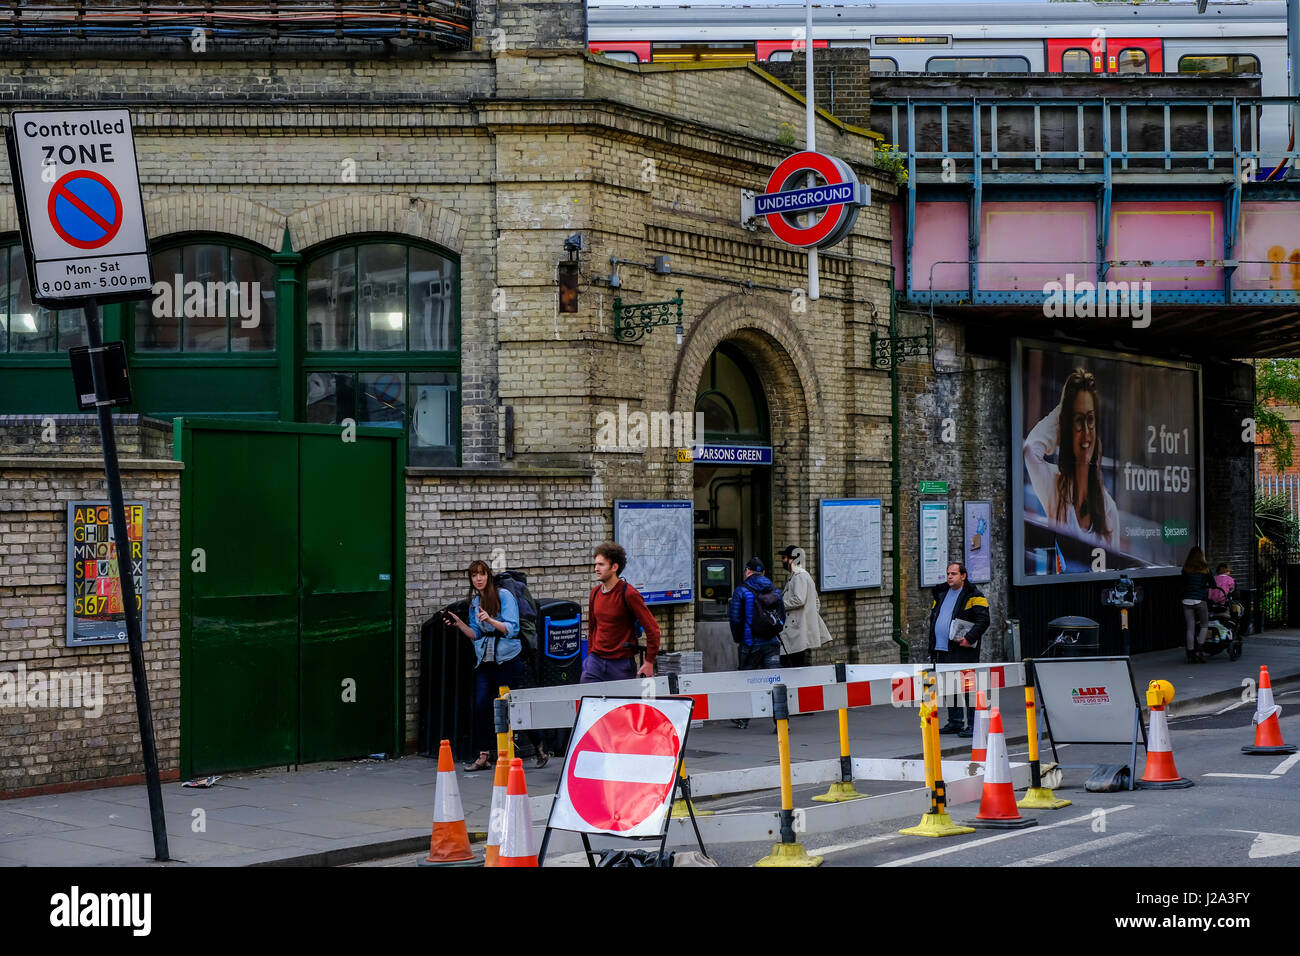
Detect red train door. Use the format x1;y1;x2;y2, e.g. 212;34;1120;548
1046;37;1162;74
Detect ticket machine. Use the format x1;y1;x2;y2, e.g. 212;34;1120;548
696;533;738;620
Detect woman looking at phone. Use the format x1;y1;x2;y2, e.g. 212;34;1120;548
443;559;523;772
1023;366;1119;551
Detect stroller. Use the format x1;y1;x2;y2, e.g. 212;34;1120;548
1202;586;1245;661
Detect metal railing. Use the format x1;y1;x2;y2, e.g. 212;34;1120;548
0;2;472;48
876;96;1300;180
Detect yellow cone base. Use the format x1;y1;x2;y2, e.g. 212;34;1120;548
1018;787;1073;810
812;781;868;803
754;841;824;867
670;799;715;818
899;811;975;838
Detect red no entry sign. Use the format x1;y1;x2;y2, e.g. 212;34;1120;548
48;170;124;250
548;697;693;837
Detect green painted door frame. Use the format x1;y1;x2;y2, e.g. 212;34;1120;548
177;417;406;778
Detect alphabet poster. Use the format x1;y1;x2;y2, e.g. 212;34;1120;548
66;502;147;647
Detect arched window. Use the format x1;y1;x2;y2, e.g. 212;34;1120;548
1061;49;1092;73
0;241;84;353
133;238;277;353
302;238;460;466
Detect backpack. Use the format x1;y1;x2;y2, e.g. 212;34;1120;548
749;583;786;643
496;570;539;654
588;579;652;657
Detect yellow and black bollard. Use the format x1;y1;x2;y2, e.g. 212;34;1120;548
498;685;515;762
755;684;824;866
670;759;715;818
1017;660;1072;810
814;661;867;802
900;668;974;838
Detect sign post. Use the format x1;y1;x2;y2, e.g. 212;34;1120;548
6;108;167;862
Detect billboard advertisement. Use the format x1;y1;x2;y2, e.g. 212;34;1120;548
1012;341;1202;585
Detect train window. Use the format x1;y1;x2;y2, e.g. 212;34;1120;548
598;50;642;64
870;57;898;73
1115;49;1148;74
769;51;792;63
926;56;1030;73
1177;54;1261;74
1061;49;1091;73
652;42;756;64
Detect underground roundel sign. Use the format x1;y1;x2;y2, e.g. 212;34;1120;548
548;697;693;837
757;151;868;249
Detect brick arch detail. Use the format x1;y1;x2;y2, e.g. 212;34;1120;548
142;194;285;251
671;292;826;558
287;195;466;255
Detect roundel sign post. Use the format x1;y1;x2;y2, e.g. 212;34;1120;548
6;108;153;306
750;150;870;250
546;697;694;839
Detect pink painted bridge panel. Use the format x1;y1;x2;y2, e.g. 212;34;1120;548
979;202;1094;291
1105;201;1224;290
908;201;969;292
1236;202;1300;291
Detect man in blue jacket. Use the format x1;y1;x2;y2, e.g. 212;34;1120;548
729;557;784;729
927;562;990;737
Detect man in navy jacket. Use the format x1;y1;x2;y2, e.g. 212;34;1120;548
729;557;783;729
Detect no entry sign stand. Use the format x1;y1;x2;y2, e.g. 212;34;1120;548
538;696;708;867
1032;656;1148;792
5;109;167;861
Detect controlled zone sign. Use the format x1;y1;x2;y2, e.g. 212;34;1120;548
750;150;869;249
1032;656;1146;746
6;109;152;306
547;697;693;838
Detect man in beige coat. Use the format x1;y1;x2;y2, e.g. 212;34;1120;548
779;545;831;667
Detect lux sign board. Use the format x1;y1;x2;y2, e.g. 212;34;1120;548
742;150;869;250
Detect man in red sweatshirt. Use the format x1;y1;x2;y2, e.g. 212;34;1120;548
582;541;661;682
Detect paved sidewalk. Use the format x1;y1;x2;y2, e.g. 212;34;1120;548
3;635;1298;867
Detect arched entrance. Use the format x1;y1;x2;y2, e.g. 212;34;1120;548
693;344;773;652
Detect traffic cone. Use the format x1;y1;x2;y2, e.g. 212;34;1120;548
419;740;479;866
967;712;1036;829
1138;702;1193;789
497;758;538;867
1242;666;1297;755
483;749;510;866
970;692;990;762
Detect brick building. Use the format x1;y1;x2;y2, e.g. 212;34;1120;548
0;1;898;792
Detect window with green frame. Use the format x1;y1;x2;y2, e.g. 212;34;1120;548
0;241;85;353
302;239;459;466
133;239;277;353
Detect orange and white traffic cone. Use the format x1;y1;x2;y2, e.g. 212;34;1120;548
967;711;1036;829
497;757;538;867
483;749;510;866
419;740;479;866
970;692;990;763
1138;698;1193;789
1242;665;1297;756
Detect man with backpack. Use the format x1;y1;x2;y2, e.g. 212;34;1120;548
583;541;661;683
728;557;785;729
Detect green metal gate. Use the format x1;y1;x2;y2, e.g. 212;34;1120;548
177;419;405;778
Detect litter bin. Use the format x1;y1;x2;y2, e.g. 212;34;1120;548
418;600;477;759
1044;615;1100;657
537;599;582;753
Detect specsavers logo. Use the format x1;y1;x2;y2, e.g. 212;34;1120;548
1071;686;1111;705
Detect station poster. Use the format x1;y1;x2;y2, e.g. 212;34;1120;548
1012;341;1202;585
66;501;147;647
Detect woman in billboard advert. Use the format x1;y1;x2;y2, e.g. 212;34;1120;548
1024;366;1119;552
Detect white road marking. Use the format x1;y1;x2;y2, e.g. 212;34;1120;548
878;805;1134;868
807;832;904;856
1271;751;1300;776
1203;772;1280;780
1215;699;1249;716
1004;830;1147;866
573;751;676;785
1228;829;1300;860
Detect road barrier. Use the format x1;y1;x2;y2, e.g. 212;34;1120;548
754;685;823;867
900;670;974;838
1017;660;1072;810
507;662;1029;848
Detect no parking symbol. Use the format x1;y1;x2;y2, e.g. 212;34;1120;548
48;170;124;249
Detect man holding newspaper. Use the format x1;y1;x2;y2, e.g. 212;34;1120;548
926;562;991;738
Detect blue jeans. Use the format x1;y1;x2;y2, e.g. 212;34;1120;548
474;653;527;755
738;640;781;671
